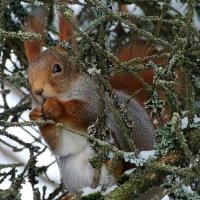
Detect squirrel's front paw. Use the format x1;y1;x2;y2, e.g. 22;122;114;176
42;98;64;120
60;193;75;200
29;108;44;121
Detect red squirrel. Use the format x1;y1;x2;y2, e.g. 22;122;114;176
25;9;155;192
109;40;170;123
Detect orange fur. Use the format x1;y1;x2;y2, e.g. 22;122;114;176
59;15;74;42
110;41;169;123
29;97;96;151
40;124;59;151
110;40;167;105
24;10;46;62
26;6;157;187
29;107;59;150
58;6;78;52
110;41;185;123
26;12;157;174
24;4;189;196
105;160;124;177
42;98;95;132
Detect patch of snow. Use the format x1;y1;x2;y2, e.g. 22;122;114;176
161;195;170;200
193;115;200;123
139;150;156;160
81;186;101;197
102;185;118;195
182;184;193;193
126;4;144;16
171;0;187;16
107;152;114;159
124;168;135;175
33;0;44;7
181;117;188;129
69;2;84;16
124;150;155;166
87;66;101;75
81;185;118;197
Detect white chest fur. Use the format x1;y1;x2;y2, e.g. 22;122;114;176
54;129;115;192
54;128;89;157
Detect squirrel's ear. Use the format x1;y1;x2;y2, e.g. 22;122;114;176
58;13;78;52
24;9;46;62
58;11;79;75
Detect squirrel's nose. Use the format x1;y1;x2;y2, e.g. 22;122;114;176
34;88;43;95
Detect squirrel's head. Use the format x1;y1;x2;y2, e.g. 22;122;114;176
24;9;78;105
27;50;78;104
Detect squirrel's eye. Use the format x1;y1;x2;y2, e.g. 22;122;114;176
52;64;62;73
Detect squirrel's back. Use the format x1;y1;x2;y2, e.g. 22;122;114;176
67;74;155;151
106;91;155;152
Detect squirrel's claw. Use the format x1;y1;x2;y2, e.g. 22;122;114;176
42;98;64;120
29;107;44;121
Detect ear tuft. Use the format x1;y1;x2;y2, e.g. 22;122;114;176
58;9;77;52
24;9;46;62
59;15;74;42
